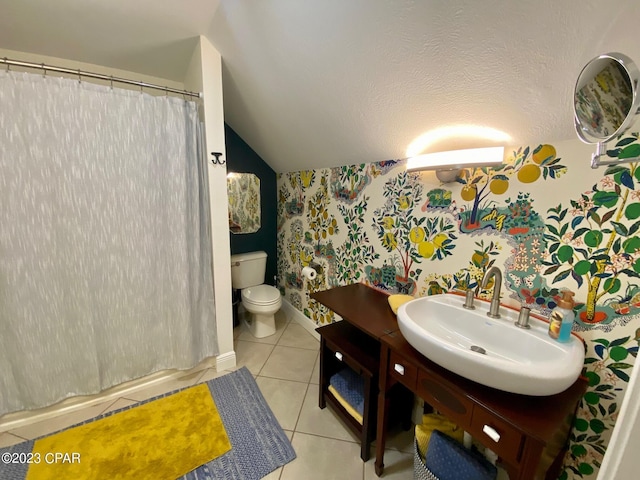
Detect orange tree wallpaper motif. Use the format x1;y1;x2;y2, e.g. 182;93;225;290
276;138;639;479
542;137;640;328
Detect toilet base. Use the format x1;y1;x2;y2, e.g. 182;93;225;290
244;312;277;338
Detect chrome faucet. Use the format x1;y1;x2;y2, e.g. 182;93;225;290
462;288;476;310
481;266;502;318
515;305;531;329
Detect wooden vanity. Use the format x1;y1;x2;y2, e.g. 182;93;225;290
314;281;401;461
311;283;587;479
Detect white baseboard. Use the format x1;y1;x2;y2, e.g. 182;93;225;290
215;350;237;371
0;353;222;431
281;299;321;341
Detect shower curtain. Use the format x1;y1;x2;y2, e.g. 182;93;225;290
0;70;218;416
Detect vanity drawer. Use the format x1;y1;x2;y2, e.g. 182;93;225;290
389;351;417;390
319;321;380;379
416;370;473;423
325;339;369;377
470;406;524;466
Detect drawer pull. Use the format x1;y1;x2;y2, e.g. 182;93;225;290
394;363;405;375
483;425;501;443
335;351;343;361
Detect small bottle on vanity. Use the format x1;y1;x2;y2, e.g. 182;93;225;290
548;290;575;342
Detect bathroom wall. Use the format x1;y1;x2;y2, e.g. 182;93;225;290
225;125;278;284
277;137;640;479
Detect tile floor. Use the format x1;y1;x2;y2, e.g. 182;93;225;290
0;308;415;479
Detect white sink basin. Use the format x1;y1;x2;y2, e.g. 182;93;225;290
396;294;585;396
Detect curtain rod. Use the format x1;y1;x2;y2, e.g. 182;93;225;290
1;57;202;99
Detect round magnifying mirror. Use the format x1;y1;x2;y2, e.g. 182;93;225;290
574;52;640;144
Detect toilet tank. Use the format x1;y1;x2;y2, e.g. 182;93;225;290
230;251;267;289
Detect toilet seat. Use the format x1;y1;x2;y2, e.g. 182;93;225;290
242;284;281;306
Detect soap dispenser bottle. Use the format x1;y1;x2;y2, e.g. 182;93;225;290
548;290;575;342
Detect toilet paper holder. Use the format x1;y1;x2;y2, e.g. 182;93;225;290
301;262;323;281
308;262;323;275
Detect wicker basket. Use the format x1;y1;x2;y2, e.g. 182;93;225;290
413;439;439;480
414;431;498;480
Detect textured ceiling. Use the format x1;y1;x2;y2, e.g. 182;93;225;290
0;0;220;81
1;0;639;172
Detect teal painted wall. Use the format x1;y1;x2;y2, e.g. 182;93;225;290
226;125;277;285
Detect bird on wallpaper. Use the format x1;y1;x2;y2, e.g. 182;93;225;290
481;208;506;231
420;197;459;216
300;250;314;267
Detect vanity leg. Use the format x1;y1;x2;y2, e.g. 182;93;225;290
375;393;390;476
516;440;545;480
545;447;568;480
319;337;327;409
361;374;376;462
374;344;391;476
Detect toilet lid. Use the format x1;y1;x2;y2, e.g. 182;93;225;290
242;285;281;305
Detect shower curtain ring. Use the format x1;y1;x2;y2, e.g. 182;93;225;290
110;76;114;90
5;58;10;73
77;69;81;83
42;63;46;78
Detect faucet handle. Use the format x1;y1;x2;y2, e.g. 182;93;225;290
462;289;476;310
515;305;531;329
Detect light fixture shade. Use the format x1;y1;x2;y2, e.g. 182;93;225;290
406;146;505;172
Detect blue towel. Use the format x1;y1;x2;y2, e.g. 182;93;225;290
425;430;497;480
329;368;365;416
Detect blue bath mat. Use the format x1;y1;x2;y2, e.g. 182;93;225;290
0;367;296;480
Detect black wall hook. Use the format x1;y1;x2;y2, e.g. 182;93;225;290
211;152;225;165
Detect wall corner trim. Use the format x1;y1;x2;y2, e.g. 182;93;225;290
215;350;237;371
281;299;321;341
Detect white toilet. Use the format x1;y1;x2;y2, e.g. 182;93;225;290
230;251;282;338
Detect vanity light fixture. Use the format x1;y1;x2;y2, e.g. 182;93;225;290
406;125;511;158
406;146;505;182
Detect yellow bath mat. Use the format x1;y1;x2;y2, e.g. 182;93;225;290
26;383;231;480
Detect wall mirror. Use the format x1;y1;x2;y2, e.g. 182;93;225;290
574;52;640;167
227;172;261;234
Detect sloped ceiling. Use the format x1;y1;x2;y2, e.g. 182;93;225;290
1;0;639;172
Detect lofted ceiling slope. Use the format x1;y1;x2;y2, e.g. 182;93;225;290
1;1;640;172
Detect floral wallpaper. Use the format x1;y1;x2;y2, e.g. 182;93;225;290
276;136;640;479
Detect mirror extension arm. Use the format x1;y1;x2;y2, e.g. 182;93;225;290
591;141;640;168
